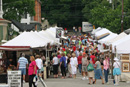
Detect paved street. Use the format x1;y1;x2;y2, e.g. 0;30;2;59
23;74;130;87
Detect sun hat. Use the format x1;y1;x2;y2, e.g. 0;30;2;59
114;57;119;61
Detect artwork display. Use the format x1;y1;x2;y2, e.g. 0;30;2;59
122;62;130;72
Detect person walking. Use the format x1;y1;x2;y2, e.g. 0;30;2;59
28;56;37;87
94;58;104;84
77;53;82;74
52;54;59;78
67;54;72;78
82;53;88;80
103;55;110;84
35;55;43;78
60;53;67;79
87;57;95;85
90;53;96;65
70;53;78;79
73;26;75;32
17;53;28;83
113;57;121;86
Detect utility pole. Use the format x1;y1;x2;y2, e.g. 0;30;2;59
121;0;124;32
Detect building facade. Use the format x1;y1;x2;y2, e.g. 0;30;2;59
12;0;42;32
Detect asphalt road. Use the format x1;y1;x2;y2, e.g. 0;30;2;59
23;74;130;87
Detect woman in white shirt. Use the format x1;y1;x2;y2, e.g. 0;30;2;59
53;54;59;78
70;53;78;79
35;55;43;77
113;57;121;86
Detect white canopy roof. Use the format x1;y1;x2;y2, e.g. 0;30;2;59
106;32;127;46
95;28;112;37
116;39;130;54
112;34;130;53
98;33;118;44
39;29;60;45
91;27;102;35
2;32;50;48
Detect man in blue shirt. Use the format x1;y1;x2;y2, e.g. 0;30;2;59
17;53;28;83
60;53;66;79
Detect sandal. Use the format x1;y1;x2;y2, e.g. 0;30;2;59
88;83;91;85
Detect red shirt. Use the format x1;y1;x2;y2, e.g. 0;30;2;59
77;56;82;64
73;46;76;51
62;48;65;51
90;55;96;64
65;28;67;30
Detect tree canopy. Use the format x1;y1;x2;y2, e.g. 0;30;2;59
41;0;83;28
41;0;130;33
3;0;35;21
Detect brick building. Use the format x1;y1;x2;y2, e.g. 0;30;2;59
11;0;42;32
34;0;41;23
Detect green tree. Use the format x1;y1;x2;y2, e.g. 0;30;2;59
82;0;123;33
3;0;35;21
41;0;84;28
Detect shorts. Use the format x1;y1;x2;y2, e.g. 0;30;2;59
19;68;26;75
82;66;87;72
37;69;42;74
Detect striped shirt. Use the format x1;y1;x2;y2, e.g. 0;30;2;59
18;57;28;69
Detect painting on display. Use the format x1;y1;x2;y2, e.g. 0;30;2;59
122;62;130;72
121;54;129;61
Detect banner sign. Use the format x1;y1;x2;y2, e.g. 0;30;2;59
82;22;93;32
8;71;21;87
56;28;63;38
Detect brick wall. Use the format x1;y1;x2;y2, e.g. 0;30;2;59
34;0;41;23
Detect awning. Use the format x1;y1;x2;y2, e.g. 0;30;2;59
0;46;30;51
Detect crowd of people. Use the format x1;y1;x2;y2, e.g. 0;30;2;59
12;33;121;87
51;34;121;86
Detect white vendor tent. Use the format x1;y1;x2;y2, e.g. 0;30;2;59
39;30;60;45
0;32;51;50
95;28;112;39
116;38;130;54
98;33;118;44
91;27;102;35
106;32;127;46
112;34;130;53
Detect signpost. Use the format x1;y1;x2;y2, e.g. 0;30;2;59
8;71;21;87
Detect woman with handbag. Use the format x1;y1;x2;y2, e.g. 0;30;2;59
87;57;95;85
113;57;121;86
28;56;37;87
103;55;110;84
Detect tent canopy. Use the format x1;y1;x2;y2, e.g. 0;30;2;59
106;32;127;46
91;27;102;35
112;34;130;53
116;39;130;54
1;32;50;48
98;33;118;44
95;28;112;37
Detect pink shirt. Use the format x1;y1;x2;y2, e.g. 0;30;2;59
28;61;37;75
103;59;109;70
